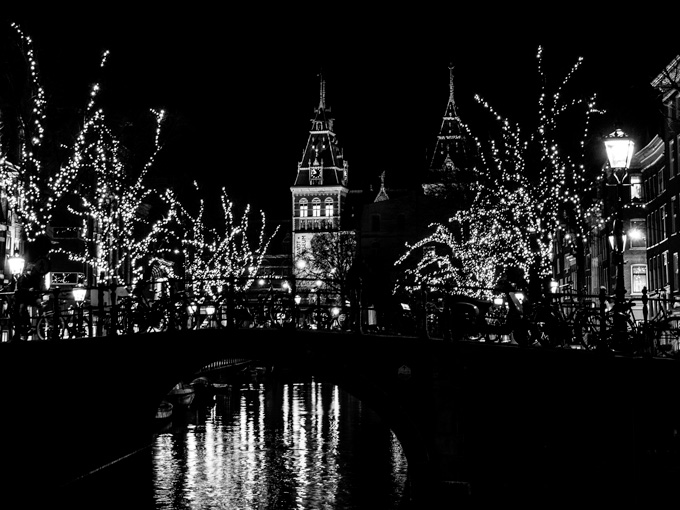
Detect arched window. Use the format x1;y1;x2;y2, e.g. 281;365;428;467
299;198;308;218
325;198;334;217
312;198;321;217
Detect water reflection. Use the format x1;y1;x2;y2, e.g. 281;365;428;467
153;379;408;509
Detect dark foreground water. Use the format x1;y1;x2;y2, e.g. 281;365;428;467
62;377;410;510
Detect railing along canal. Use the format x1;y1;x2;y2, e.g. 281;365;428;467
1;276;679;359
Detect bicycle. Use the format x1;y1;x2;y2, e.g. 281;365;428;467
525;286;594;349
597;298;646;355
36;302;92;340
113;291;170;334
641;291;680;357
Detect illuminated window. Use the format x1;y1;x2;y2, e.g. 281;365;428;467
299;199;308;218
670;139;677;177
630;175;642;201
312;198;321;217
631;264;647;294
325;198;333;217
628;219;646;248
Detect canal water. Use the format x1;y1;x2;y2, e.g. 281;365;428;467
62;377;411;510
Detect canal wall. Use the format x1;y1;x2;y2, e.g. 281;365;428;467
1;329;679;508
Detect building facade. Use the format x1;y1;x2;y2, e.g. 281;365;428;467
643;55;680;314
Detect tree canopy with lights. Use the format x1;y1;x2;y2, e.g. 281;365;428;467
168;182;281;299
396;46;603;300
0;22;74;242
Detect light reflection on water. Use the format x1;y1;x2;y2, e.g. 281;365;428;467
153;380;408;509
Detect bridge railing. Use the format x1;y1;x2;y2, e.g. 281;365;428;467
1;278;678;358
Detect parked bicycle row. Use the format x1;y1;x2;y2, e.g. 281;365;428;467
2;278;679;359
420;285;680;358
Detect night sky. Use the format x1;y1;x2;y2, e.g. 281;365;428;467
5;11;680;223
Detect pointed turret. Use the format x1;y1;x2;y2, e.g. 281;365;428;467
374;171;390;202
292;73;348;188
423;64;477;198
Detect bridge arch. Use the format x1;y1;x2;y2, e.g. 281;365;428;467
150;327;438;505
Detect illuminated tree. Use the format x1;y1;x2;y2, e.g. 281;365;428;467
57;107;174;283
169;182;280;298
0;22;174;282
396;46;603;299
0;22;67;242
43;41;175;284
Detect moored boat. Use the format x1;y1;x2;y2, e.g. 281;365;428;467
155;400;173;420
167;382;196;407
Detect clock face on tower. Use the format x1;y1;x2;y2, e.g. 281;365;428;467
311;167;320;179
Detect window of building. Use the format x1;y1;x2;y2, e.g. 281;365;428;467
299;198;308;218
312;198;321;217
631;264;648;294
628;219;646;248
658;169;665;194
677;134;680;177
324;198;333;217
630;175;642;201
664;251;669;287
661;204;668;240
675;252;679;291
671;139;677;177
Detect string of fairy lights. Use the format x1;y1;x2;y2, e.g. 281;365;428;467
2;22;280;290
396;46;605;299
0;25;622;300
166;182;280;298
2;23;49;242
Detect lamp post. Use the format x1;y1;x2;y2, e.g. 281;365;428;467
73;285;87;337
8;250;25;282
604;128;635;350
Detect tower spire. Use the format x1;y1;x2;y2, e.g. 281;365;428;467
318;73;326;110
448;63;457;114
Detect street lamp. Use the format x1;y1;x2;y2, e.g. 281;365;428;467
604;128;634;350
73;285;87;337
8;250;25;278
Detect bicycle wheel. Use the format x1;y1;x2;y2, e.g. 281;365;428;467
36;315;66;340
606;312;640;355
656;317;680;355
144;303;169;333
573;309;608;350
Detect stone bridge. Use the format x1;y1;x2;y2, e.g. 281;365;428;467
2;328;679;508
